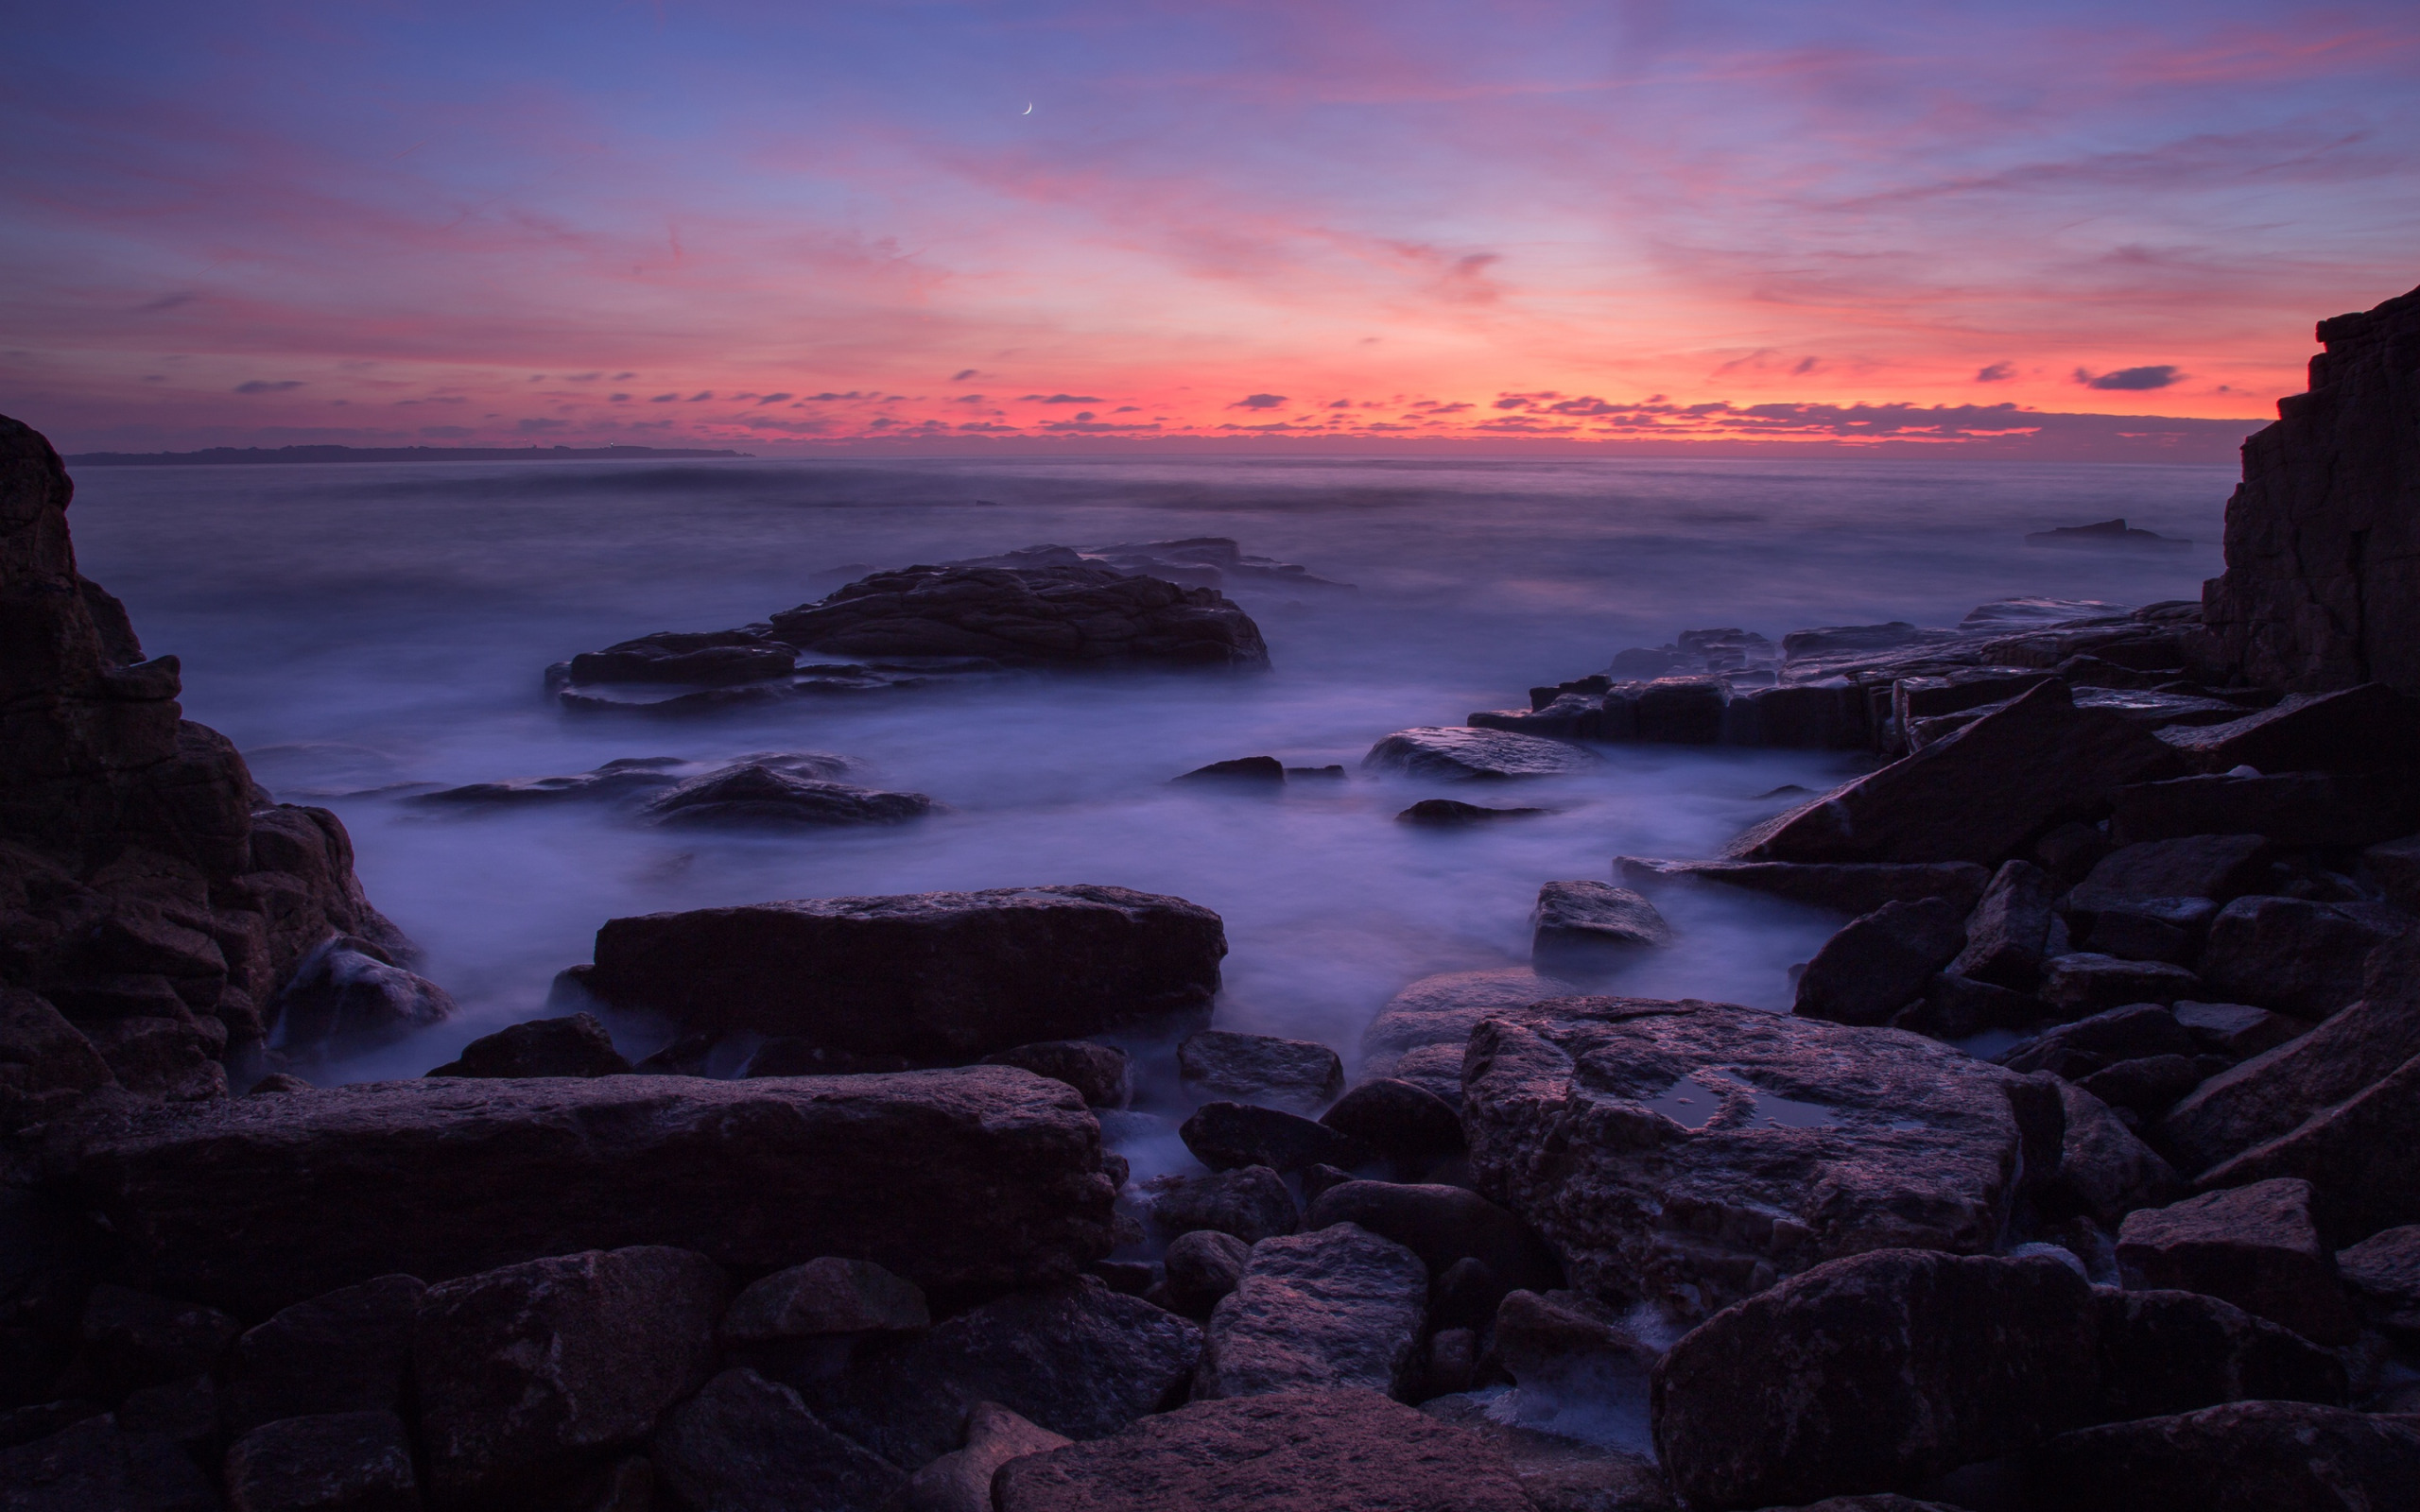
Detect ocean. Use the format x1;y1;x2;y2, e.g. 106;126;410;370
70;452;2230;1188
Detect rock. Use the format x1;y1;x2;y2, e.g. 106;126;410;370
412;1246;725;1504
2048;1081;2183;1226
761;560;1270;668
566;632;797;686
410;753;745;808
1727;683;2184;865
1150;1166;1297;1246
424;1012;631;1078
718;1257;928;1344
2367;832;2420;910
1791;898;1965;1026
581;884;1225;1059
649;1366;906;1512
52;1284;238;1404
994;1388;1535;1511
1161;1230;1252;1318
1614;858;1992;918
1948;860;2056;988
222;1410;419;1512
2112;771;2420;847
794;1284;1202;1468
112;1377;215;1455
1178;1030;1343;1109
2025;1400;2420;1512
1181;1102;1373;1174
1358;968;1563;1103
738;1039;909;1077
1782;621;1929;660
1531;882;1672;971
2197;895;2389;1019
1416;1393;1678;1512
2116;1179;2360;1343
2337;1224;2420;1333
0;987;113;1133
1650;1249;2099;1511
53;1068;1118;1316
2068;835;2270;918
1489;1287;1658;1421
2027;517;2190;549
2095;1289;2346;1422
1298;1163;1356;1206
2082;896;2216;965
1317;1078;1465;1161
2077;1055;2201;1115
1305;1182;1558;1296
1461;999;2060;1319
0;1402;105;1452
1889;972;2037;1040
1363;727;1600;782
981;1040;1132;1108
0;1416;218;1512
2161;687;2420;773
1195;1225;1429;1400
2156;949;2420;1173
2040;954;2197;1017
636;764;935;828
1174;756;1285;786
270;936;455;1058
2199;284;2420;691
1396;799;1547;826
224;1275;424;1435
2172;1000;2307;1059
904;1400;1071;1512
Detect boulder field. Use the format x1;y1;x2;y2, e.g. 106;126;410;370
8;284;2420;1510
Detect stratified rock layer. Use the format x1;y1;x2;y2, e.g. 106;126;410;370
49;1068;1118;1315
1461;997;2056;1318
2202;283;2420;693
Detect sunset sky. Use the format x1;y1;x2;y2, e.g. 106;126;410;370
5;1;2416;457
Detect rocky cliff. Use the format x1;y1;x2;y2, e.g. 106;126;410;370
0;414;430;1126
2202;283;2420;692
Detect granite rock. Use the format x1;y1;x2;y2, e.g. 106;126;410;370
1194;1224;1430;1402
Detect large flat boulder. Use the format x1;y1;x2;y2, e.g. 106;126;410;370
1461;998;2060;1319
1362;728;1601;781
1726;682;2183;865
580;884;1225;1058
49;1070;1118;1315
993;1388;1536;1512
1651;1249;2099;1510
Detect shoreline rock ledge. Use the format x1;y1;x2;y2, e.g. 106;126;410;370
1;413;442;1122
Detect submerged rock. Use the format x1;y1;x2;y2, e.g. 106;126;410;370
636;763;936;828
269;936;456;1058
580;884;1224;1060
1530;882;1672;971
1395;799;1548;826
1461;997;2059;1318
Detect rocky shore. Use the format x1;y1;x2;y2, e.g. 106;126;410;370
4;282;2419;1510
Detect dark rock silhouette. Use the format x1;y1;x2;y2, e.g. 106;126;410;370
2202;283;2420;692
0;415;434;1118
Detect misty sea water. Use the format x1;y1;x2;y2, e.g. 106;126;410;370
68;453;2231;1198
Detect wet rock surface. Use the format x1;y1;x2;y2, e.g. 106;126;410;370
635;763;936;828
1177;1029;1343;1109
1357;967;1562;1103
1531;882;1673;971
50;1069;1118;1315
1194;1224;1430;1400
581;884;1225;1059
993;1388;1537;1512
1462;997;2055;1318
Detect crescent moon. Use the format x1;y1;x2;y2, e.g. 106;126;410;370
1022;102;1033;114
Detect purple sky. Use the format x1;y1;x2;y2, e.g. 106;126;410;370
6;1;2415;456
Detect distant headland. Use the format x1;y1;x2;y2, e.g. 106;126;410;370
63;443;754;466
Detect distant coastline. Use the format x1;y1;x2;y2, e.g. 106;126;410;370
64;443;754;466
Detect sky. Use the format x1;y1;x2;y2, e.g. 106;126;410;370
4;1;2416;458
